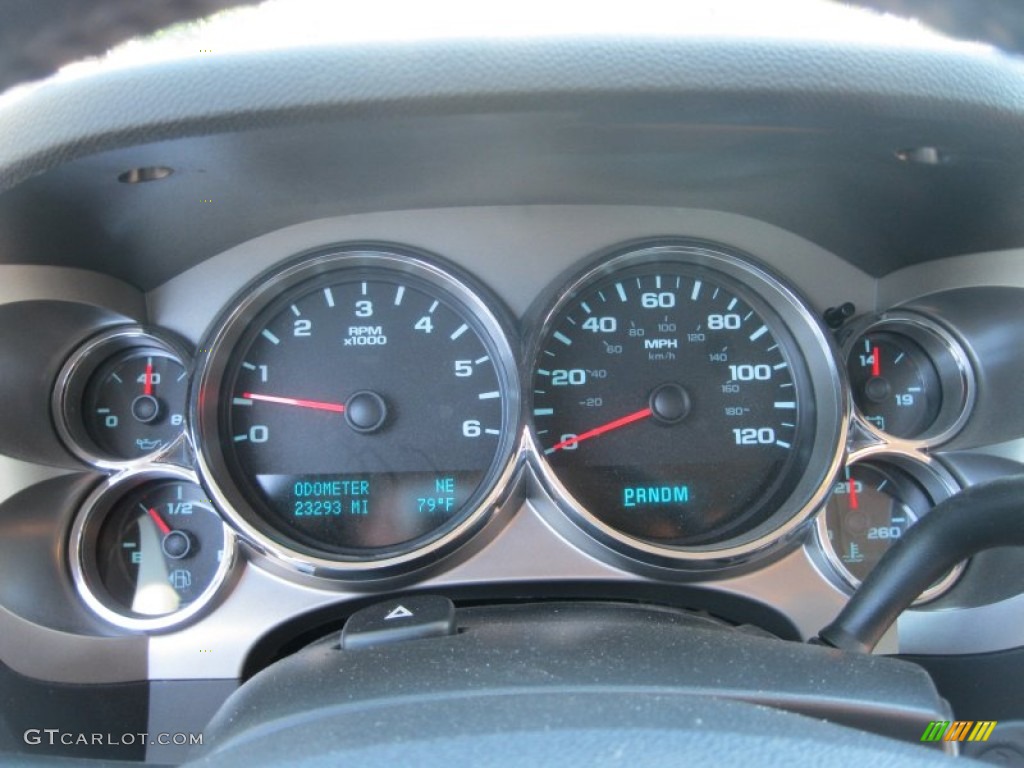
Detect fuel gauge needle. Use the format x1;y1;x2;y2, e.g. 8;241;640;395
146;506;172;536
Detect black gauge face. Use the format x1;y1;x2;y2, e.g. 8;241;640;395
822;464;921;583
91;481;228;618
83;349;188;459
202;257;517;560
819;462;961;601
532;257;816;548
847;332;941;439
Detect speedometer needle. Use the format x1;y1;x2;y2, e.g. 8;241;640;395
242;392;346;413
546;406;653;454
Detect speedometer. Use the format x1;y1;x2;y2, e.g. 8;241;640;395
530;241;846;566
192;246;520;578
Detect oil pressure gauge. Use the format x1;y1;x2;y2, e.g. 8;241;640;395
54;326;192;468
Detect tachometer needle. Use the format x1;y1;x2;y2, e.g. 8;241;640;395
871;346;880;377
147;507;172;536
144;359;154;396
546;406;653;454
242;392;346;413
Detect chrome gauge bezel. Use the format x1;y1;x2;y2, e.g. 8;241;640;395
52;325;193;470
68;466;237;632
841;311;975;448
190;245;523;580
813;448;965;604
525;239;849;570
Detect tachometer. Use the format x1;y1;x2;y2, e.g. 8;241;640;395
192;246;520;577
529;241;846;566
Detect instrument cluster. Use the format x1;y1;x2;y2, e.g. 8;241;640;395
51;238;977;631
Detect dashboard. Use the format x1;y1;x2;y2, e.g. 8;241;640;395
3;27;1024;765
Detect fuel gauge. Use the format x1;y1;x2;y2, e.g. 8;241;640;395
70;469;235;631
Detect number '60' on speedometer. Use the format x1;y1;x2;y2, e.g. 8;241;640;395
529;241;846;567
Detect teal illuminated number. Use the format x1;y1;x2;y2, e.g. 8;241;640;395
582;316;617;332
641;292;675;308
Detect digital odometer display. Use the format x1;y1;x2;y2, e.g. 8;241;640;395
195;250;518;563
532;245;819;550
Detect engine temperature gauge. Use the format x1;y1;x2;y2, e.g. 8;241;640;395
817;460;963;603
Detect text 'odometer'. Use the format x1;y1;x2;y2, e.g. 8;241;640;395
193;248;519;571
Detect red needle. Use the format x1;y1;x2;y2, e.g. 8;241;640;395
147;507;172;536
847;471;860;510
871;346;880;377
547;407;653;453
242;392;346;413
144;359;154;396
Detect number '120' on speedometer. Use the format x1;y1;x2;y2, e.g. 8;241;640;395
530;241;846;565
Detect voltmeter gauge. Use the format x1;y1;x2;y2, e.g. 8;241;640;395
70;468;235;631
844;313;974;446
816;459;964;604
54;326;192;468
848;333;940;439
